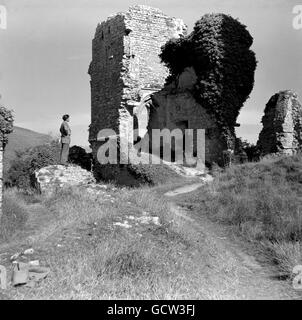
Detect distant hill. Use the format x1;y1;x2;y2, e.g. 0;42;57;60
4;126;52;167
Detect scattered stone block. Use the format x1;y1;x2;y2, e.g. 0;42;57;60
34;165;96;195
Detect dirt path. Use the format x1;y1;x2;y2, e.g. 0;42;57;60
1;181;301;300
164;182;206;197
165;182;301;300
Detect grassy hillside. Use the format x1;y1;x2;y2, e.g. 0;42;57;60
179;153;302;277
0;186;225;299
0;155;301;299
4;126;52;167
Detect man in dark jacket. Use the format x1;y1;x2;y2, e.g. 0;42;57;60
59;114;71;165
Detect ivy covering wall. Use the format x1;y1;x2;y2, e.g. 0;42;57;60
160;13;257;136
0;105;13;150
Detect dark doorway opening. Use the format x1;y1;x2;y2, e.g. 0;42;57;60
171;120;189;162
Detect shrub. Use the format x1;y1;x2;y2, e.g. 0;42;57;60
126;163;181;185
0;104;14;149
160;13;257;135
235;138;260;162
93;161;182;187
68;145;93;171
4;140;60;189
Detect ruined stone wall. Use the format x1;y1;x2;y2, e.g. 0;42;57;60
89;5;186;170
88;14;125;153
149;67;229;165
257;90;302;155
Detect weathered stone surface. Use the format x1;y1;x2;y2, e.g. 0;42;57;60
88;5;186;142
257;90;302;155
88;5;186;179
34;165;96;194
149;68;230;165
88;5;239;177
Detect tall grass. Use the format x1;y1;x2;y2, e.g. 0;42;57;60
117;187;174;225
7;185;232;300
182;153;302;277
3;155;301;299
0;189;29;241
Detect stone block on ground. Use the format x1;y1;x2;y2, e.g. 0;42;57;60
34;165;96;195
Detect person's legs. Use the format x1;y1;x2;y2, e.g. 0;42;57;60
59;143;63;164
60;143;70;165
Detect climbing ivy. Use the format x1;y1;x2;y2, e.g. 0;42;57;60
160;13;257;135
0;104;14;149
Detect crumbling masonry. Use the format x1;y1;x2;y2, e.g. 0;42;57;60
88;5;186;179
88;7;186;144
257;90;302;155
89;5;236;181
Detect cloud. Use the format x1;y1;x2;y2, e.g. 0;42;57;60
236;123;262;144
237;108;263;125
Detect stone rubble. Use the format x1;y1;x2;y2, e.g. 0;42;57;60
113;211;161;229
126;214;160;226
34;164;102;195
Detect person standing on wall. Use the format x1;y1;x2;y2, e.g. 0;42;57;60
59;114;71;165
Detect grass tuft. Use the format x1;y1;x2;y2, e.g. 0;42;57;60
181;153;302;277
0;189;29;241
101;250;153;279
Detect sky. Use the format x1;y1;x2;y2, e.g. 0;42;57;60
0;0;301;147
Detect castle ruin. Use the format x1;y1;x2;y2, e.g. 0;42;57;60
88;6;186;174
149;67;229;166
257;90;302;155
88;5;235;181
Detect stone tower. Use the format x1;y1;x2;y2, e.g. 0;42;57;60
257;90;302;155
88;5;186;173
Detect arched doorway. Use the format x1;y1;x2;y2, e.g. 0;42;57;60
133;94;153;143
